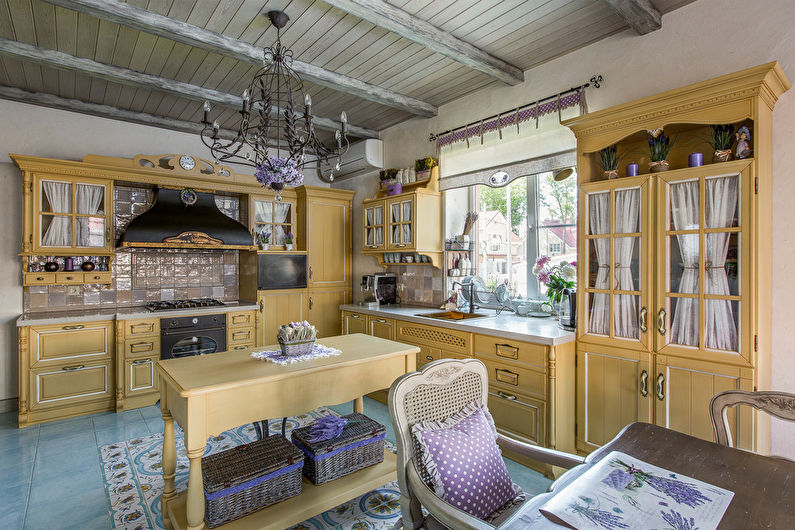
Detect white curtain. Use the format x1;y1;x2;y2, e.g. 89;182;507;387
75;184;104;246
273;202;290;245
669;181;700;346
704;176;739;350
589;192;610;335
41;181;72;246
614;189;640;339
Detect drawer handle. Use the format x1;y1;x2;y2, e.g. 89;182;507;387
232;316;249;324
62;364;85;371
93;275;102;281
131;324;154;334
497;390;517;401
36;276;44;281
496;369;519;386
131;359;150;365
232;331;250;340
495;343;519;359
640;370;649;397
373;318;387;323
349;314;361;319
425;355;434;361
62;325;85;330
233;345;248;350
130;342;154;353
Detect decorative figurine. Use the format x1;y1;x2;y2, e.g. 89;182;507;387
735;126;752;159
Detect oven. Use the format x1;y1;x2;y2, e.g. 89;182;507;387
160;314;227;359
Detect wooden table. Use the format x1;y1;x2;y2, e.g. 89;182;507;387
156;333;418;530
534;423;795;529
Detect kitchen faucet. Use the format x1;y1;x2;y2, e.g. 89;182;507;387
452;280;478;314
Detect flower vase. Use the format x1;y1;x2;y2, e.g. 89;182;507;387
713;149;733;163
604;170;618;180
260;243;269;251
649;160;670;173
386;181;402;196
285;244;294;251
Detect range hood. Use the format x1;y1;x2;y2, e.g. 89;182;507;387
118;188;253;250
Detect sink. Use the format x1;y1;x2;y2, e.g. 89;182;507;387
415;311;492;320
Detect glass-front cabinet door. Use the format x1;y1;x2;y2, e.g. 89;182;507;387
363;199;385;251
579;176;652;351
251;196;294;249
655;161;752;366
33;175;112;253
387;196;415;250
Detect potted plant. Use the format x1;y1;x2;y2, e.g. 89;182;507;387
379;169;402;196
257;231;270;250
532;255;576;317
647;128;675;172
283;231;294;251
414;156;438;181
711;124;735;163
254;156;303;200
600;144;619;179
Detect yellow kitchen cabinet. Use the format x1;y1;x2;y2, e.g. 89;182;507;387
306;287;350;338
342;311;368;335
123;356;158;398
115;318;160;411
227;309;257;351
258;289;307;346
362;199;386;252
362;190;442;255
565;63;789;453
297;187;353;287
367;315;394;340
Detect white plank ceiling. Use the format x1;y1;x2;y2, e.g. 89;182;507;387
0;0;694;138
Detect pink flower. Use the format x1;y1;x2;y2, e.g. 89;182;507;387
571;260;577;267
536;255;551;268
537;271;551;285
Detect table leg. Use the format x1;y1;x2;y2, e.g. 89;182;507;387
161;408;177;530
354;396;364;413
186;447;205;530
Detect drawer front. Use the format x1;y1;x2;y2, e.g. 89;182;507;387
417;345;441;369
124;319;159;338
488;388;546;446
229;328;255;345
126;357;158;395
343;312;368;335
23;273;53;286
368;316;394;340
229;311;256;328
476;357;547;398
229;342;256;352
474;334;547;371
32;322;111;365
55;272;83;284
397;322;470;356
124;337;160;358
31;362;112;409
85;271;112;284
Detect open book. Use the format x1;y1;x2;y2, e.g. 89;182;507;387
539;451;733;529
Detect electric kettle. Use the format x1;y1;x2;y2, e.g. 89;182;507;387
559;288;576;331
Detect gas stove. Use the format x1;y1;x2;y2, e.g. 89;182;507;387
145;298;227;312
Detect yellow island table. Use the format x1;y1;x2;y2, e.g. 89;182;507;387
156;333;419;530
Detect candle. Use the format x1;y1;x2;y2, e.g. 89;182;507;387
688;152;703;167
626;162;639;177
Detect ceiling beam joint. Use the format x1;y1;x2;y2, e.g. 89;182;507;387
601;0;662;35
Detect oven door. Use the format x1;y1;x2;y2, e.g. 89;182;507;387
161;328;226;359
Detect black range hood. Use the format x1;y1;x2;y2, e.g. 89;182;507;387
118;188;253;250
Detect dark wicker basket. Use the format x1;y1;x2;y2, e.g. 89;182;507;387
201;435;304;528
291;412;386;485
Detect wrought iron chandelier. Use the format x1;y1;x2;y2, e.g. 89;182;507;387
199;10;349;193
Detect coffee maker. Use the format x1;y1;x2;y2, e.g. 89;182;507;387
558;288;576;331
361;273;398;306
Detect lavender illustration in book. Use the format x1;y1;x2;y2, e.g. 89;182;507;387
539;451;733;530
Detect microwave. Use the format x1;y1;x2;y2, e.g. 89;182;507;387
257;254;307;290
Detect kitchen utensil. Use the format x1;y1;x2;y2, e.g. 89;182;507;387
64;257;75;271
44;261;59;272
81;261;95;271
559;288;576;331
529;312;552;318
495;283;510;305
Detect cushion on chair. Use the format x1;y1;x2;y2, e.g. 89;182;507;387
411;402;522;520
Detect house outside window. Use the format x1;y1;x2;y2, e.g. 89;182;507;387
549;242;562;255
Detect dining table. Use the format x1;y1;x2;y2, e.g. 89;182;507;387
512;422;795;529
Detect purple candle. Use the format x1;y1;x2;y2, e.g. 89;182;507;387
626;163;639;177
688;152;703;167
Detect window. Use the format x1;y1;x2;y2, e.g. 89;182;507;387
472;171;577;299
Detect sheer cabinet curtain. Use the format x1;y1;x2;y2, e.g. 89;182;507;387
41;181;72;247
273;202;290;245
669;180;700;347
588;192;610;335
613;189;640;339
75;184;105;247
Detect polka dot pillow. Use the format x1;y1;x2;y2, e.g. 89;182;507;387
411;402;521;520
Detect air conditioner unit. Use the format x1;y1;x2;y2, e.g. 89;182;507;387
329;139;383;180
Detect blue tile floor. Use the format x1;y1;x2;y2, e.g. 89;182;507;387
0;397;551;529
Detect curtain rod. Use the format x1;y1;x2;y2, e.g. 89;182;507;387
428;74;602;143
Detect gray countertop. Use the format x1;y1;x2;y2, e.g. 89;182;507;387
339;304;575;346
16;300;259;326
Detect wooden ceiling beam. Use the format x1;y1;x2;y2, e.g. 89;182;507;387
41;0;437;117
322;0;524;85
601;0;662;34
0;38;378;139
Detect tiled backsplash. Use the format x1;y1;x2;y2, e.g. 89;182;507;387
386;265;444;307
24;186;242;312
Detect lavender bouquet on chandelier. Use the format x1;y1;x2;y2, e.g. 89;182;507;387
533;255;576;306
254;156;303;196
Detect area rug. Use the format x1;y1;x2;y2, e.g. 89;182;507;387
100;408;402;530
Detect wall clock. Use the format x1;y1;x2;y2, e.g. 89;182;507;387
179;155;196;171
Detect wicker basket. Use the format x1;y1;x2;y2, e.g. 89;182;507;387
202;435;304;528
278;338;315;356
291;412;386;485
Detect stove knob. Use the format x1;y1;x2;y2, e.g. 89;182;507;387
191;336;198;343
192;318;198;324
171;320;178;327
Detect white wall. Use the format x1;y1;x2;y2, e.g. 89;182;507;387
379;0;795;457
0;99;327;402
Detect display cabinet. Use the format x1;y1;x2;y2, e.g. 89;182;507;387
250;194;296;249
363;199;386;251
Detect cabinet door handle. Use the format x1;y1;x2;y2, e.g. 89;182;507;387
131;359;150;366
395;243;406;248
368;245;379;249
640;370;649;397
309;297;314;310
657;308;666;335
495;343;519;360
62;364;85;371
656;373;665;401
308;266;313;279
349;314;361;319
639;307;648;333
62;324;85;330
105;228;111;243
496;368;519;386
259;300;264;312
496;390;517;401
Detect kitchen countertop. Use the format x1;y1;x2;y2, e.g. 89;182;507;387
16;300;259;327
339;304;575;346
